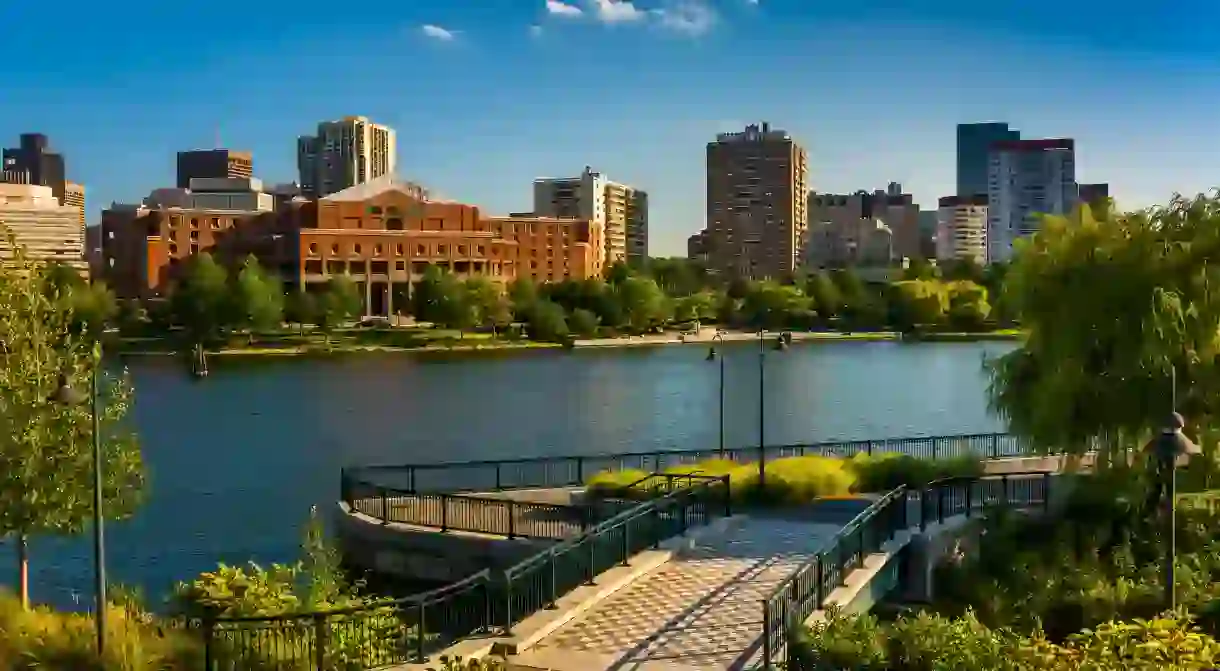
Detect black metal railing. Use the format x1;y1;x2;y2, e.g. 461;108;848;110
340;471;594;540
759;471;1057;669
349;432;1033;494
199;568;493;669
496;474;732;630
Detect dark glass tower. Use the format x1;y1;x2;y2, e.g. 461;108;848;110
956;122;1020;198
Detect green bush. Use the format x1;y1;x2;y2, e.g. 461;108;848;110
0;591;199;670
790;608;1220;670
584;468;651;498
849;452;984;492
584;456;857;506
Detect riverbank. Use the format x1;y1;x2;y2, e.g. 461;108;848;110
114;327;1022;358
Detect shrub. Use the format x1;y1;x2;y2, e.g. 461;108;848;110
584;468;651;499
748;456;856;505
428;654;508;670
849;452;984;492
0;591;198;670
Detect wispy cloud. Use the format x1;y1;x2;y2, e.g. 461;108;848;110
546;0;584;17
420;24;457;41
744;0;759;5
651;0;717;36
529;24;545;38
590;0;647;24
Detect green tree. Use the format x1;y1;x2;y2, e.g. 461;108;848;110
568;308;600;338
234;255;285;342
0;249;145;608
946;280;991;331
605;261;634;286
314;276;361;345
285;289;317;336
464;277;504;330
740;281;813;329
614;276;671;332
507;277;538;322
646;257;708;297
887;279;948;331
170;252;232;345
525;300;569;343
988;194;1220;457
804;271;843;321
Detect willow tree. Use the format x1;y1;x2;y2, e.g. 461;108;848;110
988;195;1220;463
0;240;145;608
990;195;1220;468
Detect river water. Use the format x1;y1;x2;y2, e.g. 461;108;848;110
9;339;1015;609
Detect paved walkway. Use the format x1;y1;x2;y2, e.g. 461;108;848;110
510;514;848;671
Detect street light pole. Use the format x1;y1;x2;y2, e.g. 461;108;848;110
1145;366;1198;612
758;328;766;492
706;332;726;457
89;351;106;656
50;341;107;657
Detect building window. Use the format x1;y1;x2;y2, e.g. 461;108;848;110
190;218;199;229
458;245;467;255
477;245;485;255
439;245;447;254
386;218;403;230
211;218;220;230
396;244;404;256
417;244;426;255
309;243;318;254
331;244;340;255
395;260;406;271
169;244;178;255
190;231;199;241
374;244;383;256
353;244;362;255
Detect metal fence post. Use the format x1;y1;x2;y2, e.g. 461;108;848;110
936;486;945;525
440;494;449;532
507;500;517;540
990;433;999;459
724;476;733;518
1001;475;1010;506
415;602;426;662
576;457;585;485
965;480;974;517
313;613;328;669
919;488;928;532
202;616;215;671
1043;472;1052;510
495;463;502;490
379;487;389;523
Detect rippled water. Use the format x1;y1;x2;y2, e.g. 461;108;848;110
6;339;1014;609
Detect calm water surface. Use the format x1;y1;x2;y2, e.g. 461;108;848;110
10;339;1014;609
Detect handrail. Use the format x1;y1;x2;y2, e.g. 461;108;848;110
496;474;732;630
340;472;595;539
759;470;1060;669
347;431;1033;494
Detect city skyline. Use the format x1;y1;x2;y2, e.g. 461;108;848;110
5;0;1220;255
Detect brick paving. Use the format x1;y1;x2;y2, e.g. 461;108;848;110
511;515;846;670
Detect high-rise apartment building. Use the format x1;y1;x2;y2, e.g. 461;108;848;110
176;149;253;188
532;167;648;266
0;183;87;273
703;122;808;279
297;116;396;198
986;138;1077;263
2;133;67;203
957;122;1020;199
936;195;988;265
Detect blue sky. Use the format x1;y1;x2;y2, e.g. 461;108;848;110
4;0;1220;255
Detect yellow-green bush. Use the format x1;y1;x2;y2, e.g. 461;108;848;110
0;592;198;670
849;452;984;493
584;468;651;498
585;456;857;505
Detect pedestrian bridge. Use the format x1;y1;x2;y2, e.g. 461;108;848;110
197;432;1082;670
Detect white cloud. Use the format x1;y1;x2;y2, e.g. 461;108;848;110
745;0;759;4
529;24;544;37
420;24;457;41
589;0;646;24
546;0;584;17
651;0;717;36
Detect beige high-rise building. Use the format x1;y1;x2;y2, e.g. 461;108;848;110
533;167;648;267
936;195;988;265
702;122;807;280
0;183;87;273
63;181;85;228
297;116;397;198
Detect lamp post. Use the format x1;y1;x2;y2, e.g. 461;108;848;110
49;343;106;657
706;331;726;457
757;329;788;493
1142;367;1200;612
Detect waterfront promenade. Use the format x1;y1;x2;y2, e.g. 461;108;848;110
510;512;854;671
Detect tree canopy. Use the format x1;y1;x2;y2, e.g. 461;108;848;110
988;196;1220;456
